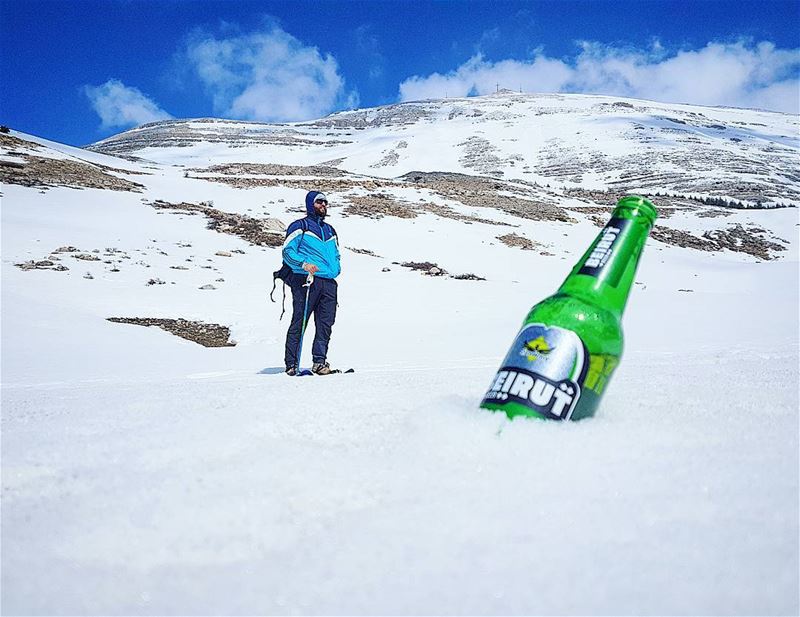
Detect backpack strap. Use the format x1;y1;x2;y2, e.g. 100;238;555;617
268;277;289;320
279;283;287;320
270;218;309;319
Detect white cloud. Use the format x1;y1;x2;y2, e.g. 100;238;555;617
183;25;358;122
399;41;800;113
84;79;173;129
399;54;572;101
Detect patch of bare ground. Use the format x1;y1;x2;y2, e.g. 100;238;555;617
340;192;513;226
107;318;236;347
703;224;786;260
604;149;800;204
343;194;418;219
651;224;786;260
301;103;435;129
149;200;285;247
194;176;401;192
497;233;544;250
0;154;145;192
190;163;347;177
696;209;734;218
320;158;346;167
0;132;44;151
560;191;785;259
88;121;353;154
418;201;514;226
399;261;447;275
370;151;399;168
563;189;681;218
650;227;719;252
458;135;523;176
400;171;573;222
396;261;485;280
346;247;382;257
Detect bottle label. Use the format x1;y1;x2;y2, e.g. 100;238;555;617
482;323;589;420
578;217;631;286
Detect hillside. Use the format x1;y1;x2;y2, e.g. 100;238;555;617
1;92;798;615
88;91;800;207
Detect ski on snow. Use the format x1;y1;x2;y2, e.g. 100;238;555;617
296;368;355;376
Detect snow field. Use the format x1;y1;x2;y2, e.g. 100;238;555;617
2;93;799;614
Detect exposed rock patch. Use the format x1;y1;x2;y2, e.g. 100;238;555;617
0;132;44;152
458;135;522;175
0;154;145;192
703;224;786;260
651;224;786;260
195;175;400;192
370;151;400;168
651;226;718;252
107;317;236;347
149;200;285;247
497;233;542;250
15;259;69;272
346;247;382;257
399;261;448;276
343;194;418;219
0;133;146;192
397;261;485;280
190;163;347;177
416;201;514;226
88;119;352;154
400;171;573;223
303;102;436;129
341;192;512;226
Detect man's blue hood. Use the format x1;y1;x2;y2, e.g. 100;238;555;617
305;191;327;218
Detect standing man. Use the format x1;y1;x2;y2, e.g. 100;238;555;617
282;190;341;375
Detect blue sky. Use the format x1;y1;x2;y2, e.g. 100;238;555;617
2;0;799;146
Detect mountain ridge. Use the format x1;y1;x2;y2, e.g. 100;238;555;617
83;91;800;208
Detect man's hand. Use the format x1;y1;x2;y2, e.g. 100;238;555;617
302;262;319;275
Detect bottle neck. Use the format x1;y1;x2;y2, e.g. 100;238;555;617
558;196;657;318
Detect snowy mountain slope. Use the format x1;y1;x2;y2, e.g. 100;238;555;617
2;92;798;615
89;92;800;206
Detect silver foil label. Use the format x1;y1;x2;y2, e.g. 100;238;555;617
482;323;589;420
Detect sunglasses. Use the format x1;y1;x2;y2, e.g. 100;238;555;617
315;199;328;204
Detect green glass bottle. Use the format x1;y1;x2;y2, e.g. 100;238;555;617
481;195;658;421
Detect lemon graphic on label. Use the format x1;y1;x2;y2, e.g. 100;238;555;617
521;335;554;361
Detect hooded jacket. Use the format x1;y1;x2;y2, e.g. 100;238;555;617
282;191;341;279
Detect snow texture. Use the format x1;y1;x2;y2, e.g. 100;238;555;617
2;92;798;615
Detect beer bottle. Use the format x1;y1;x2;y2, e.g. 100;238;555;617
481;195;658;421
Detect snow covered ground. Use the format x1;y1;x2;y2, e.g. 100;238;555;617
2;94;799;615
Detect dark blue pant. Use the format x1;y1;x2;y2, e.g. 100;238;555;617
284;273;338;368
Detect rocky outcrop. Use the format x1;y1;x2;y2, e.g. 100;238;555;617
0;153;144;192
107;317;236;347
400;171;572;222
651;223;787;259
191;163;347;177
149;200;285;247
497;233;540;250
